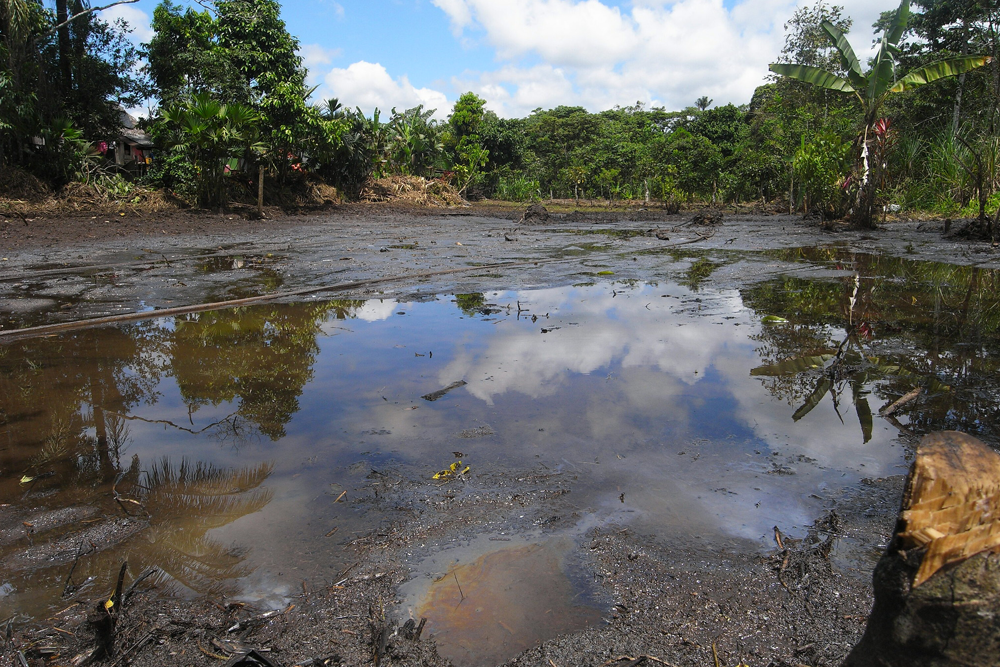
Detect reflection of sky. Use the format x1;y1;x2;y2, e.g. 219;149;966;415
6;281;909;611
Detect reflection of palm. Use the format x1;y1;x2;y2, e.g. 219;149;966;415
123;458;274;597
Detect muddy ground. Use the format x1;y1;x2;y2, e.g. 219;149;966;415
0;202;993;667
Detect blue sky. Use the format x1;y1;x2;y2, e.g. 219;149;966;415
98;0;897;119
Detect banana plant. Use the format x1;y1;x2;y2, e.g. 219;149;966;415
769;0;991;227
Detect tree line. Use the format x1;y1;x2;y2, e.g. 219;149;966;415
1;0;998;227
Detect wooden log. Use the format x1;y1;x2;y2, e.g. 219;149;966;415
843;431;1000;667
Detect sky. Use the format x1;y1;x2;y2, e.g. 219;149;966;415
95;0;901;119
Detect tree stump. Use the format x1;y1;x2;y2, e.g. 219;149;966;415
843;431;1000;667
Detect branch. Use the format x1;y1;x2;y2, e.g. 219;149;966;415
41;0;141;40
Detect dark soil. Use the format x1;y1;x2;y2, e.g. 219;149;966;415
3;458;903;667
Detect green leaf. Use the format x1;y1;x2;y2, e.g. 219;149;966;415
792;376;833;422
852;380;873;444
890;56;992;92
885;0;911;49
750;353;834;377
821;21;867;90
760;315;789;323
768;64;856;93
867;0;911;100
868;38;898;101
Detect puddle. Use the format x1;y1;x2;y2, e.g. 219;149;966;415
400;536;603;667
3;250;1000;661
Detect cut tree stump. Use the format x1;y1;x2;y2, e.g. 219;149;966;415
843;431;1000;667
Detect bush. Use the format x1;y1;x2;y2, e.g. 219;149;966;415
494;174;539;202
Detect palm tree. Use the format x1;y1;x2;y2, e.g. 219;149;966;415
161;93;262;208
695;96;713;112
769;0;990;228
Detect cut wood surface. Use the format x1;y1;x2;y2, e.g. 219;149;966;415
898;430;1000;586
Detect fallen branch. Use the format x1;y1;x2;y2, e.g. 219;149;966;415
879;387;922;417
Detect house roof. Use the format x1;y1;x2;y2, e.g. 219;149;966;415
118;109;153;148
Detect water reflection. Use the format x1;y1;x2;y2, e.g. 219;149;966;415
407;539;603;667
2;253;1000;633
743;250;1000;443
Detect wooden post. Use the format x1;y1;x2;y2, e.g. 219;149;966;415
258;164;264;218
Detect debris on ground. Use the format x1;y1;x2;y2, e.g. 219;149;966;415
691;210;724;225
519;203;550;224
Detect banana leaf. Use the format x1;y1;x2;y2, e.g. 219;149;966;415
852;379;873;444
750;353;834;377
891;56;992;92
821;21;867;90
768;64;856;93
793;376;833;422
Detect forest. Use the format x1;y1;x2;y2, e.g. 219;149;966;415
1;0;998;229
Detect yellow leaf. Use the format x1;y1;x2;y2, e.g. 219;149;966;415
104;599;114;610
19;475;34;484
461;466;470;475
912;296;917;305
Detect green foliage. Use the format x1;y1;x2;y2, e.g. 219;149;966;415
449;92;486;140
147;1;234;104
793;132;851;214
31;118;95;186
1;0;146;172
494;173;539;202
158;93;262;208
769;0;990;226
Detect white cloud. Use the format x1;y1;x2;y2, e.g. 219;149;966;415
299;44;343;88
300;44;342;70
326;0;346;19
318;61;451;117
99;3;153;43
430;0;900;116
307;0;901;120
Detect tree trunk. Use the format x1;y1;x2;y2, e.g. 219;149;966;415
843;431;1000;667
56;0;72;91
952;20;970;137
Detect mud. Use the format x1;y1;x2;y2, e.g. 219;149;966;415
0;202;996;667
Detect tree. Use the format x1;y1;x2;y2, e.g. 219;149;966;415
159;92;261;208
449;91;486;140
770;0;990;227
146;1;235;104
695;96;713;111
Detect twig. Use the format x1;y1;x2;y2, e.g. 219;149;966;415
880;387;922;417
198;640;229;660
62;540;93;597
453;571;465;602
325;526;339;537
123;567;158;602
108;632;153;667
334;491;347;503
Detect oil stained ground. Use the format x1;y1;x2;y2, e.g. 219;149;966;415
3;248;1000;665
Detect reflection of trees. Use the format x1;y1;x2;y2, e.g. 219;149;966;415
454;293;501;317
168;301;352;441
3;456;273;608
0;324;168;498
1;298;362;615
743;251;1000;443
